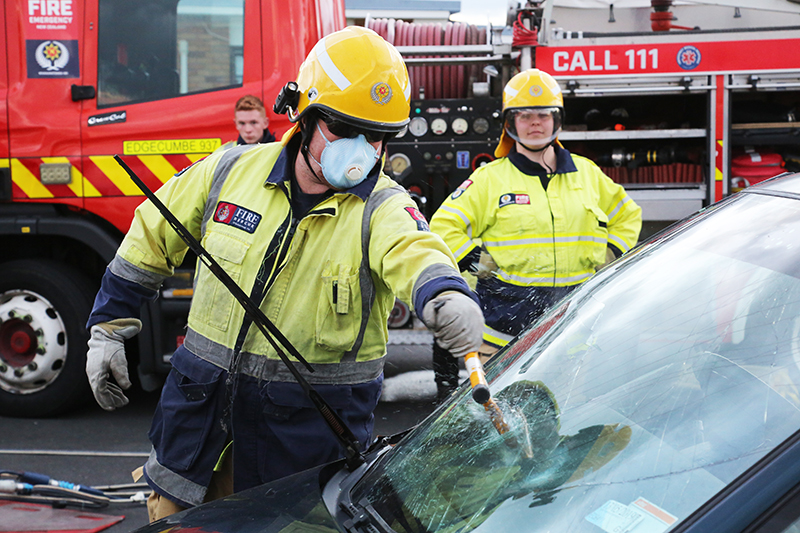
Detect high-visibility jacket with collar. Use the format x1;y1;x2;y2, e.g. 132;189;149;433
91;138;467;385
431;146;642;288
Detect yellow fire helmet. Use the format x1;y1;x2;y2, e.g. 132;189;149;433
283;26;411;134
495;68;564;158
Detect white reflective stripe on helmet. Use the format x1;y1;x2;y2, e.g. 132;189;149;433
313;38;351;91
504;85;519;98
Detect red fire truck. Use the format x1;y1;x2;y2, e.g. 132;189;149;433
0;0;344;416
379;2;800;240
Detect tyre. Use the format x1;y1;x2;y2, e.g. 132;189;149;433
388;299;411;329
0;260;96;417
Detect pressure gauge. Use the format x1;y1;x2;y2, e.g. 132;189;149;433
473;117;490;135
431;118;447;135
389;153;412;181
451;118;468;135
409;117;428;137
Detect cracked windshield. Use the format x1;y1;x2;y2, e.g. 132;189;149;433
354;192;800;533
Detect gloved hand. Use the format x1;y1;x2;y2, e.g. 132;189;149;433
86;318;142;411
597;247;618;271
422;291;484;357
473;251;498;280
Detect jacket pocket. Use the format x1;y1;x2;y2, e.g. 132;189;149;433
148;350;225;472
582;204;609;268
259;381;354;421
190;231;250;331
315;261;360;352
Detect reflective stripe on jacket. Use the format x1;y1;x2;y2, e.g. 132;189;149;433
110;139;464;384
430;149;642;288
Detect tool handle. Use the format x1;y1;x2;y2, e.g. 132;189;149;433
464;351;491;404
465;352;511;434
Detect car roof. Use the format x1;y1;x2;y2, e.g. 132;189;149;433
745;171;800;197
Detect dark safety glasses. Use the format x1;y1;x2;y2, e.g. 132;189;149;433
320;113;386;143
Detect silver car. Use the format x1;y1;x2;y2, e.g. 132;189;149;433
137;172;800;533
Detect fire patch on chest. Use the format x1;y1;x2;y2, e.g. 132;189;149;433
213;202;262;234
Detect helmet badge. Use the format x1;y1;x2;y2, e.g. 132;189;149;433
529;85;543;97
371;82;393;105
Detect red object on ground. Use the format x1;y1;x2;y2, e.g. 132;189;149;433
0;501;124;533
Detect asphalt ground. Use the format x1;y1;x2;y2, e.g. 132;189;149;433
0;340;444;532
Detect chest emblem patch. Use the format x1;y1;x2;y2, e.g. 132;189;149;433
213;202;262;234
498;193;531;208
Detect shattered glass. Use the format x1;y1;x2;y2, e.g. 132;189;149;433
353;192;800;532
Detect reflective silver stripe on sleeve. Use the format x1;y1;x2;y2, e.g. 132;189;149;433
607;195;632;221
483;324;514;345
440;204;473;239
202;144;258;235
109;255;168;291
608;233;631;252
453;241;475;259
412;262;461;306
313;39;351;91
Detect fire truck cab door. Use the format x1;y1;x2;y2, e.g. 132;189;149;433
78;0;261;231
0;4;9;177
6;0;85;201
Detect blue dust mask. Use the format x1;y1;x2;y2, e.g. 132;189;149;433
310;123;379;190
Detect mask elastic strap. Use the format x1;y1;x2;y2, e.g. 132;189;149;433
316;122;333;145
299;119;326;185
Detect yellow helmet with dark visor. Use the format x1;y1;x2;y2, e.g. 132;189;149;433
281;26;411;135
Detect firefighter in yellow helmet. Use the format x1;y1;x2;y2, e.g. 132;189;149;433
430;69;641;388
84;26;483;521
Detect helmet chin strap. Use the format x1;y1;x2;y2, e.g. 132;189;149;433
519;138;555;154
517;139;557;175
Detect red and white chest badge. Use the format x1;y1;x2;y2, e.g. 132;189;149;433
213;202;262;234
498;193;531;208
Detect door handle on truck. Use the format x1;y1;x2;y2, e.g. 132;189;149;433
71;85;96;101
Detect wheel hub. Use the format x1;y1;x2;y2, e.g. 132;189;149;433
0;291;68;395
0;320;37;367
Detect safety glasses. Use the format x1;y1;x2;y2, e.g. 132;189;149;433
320;113;386;143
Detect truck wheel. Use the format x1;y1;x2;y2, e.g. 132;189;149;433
0;260;95;417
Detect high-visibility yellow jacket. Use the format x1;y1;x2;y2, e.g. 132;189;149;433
431;147;642;288
99;138;467;385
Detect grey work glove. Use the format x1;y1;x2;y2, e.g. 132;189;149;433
422;291;484;358
86;318;142;411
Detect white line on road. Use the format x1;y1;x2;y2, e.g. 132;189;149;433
0;449;149;457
